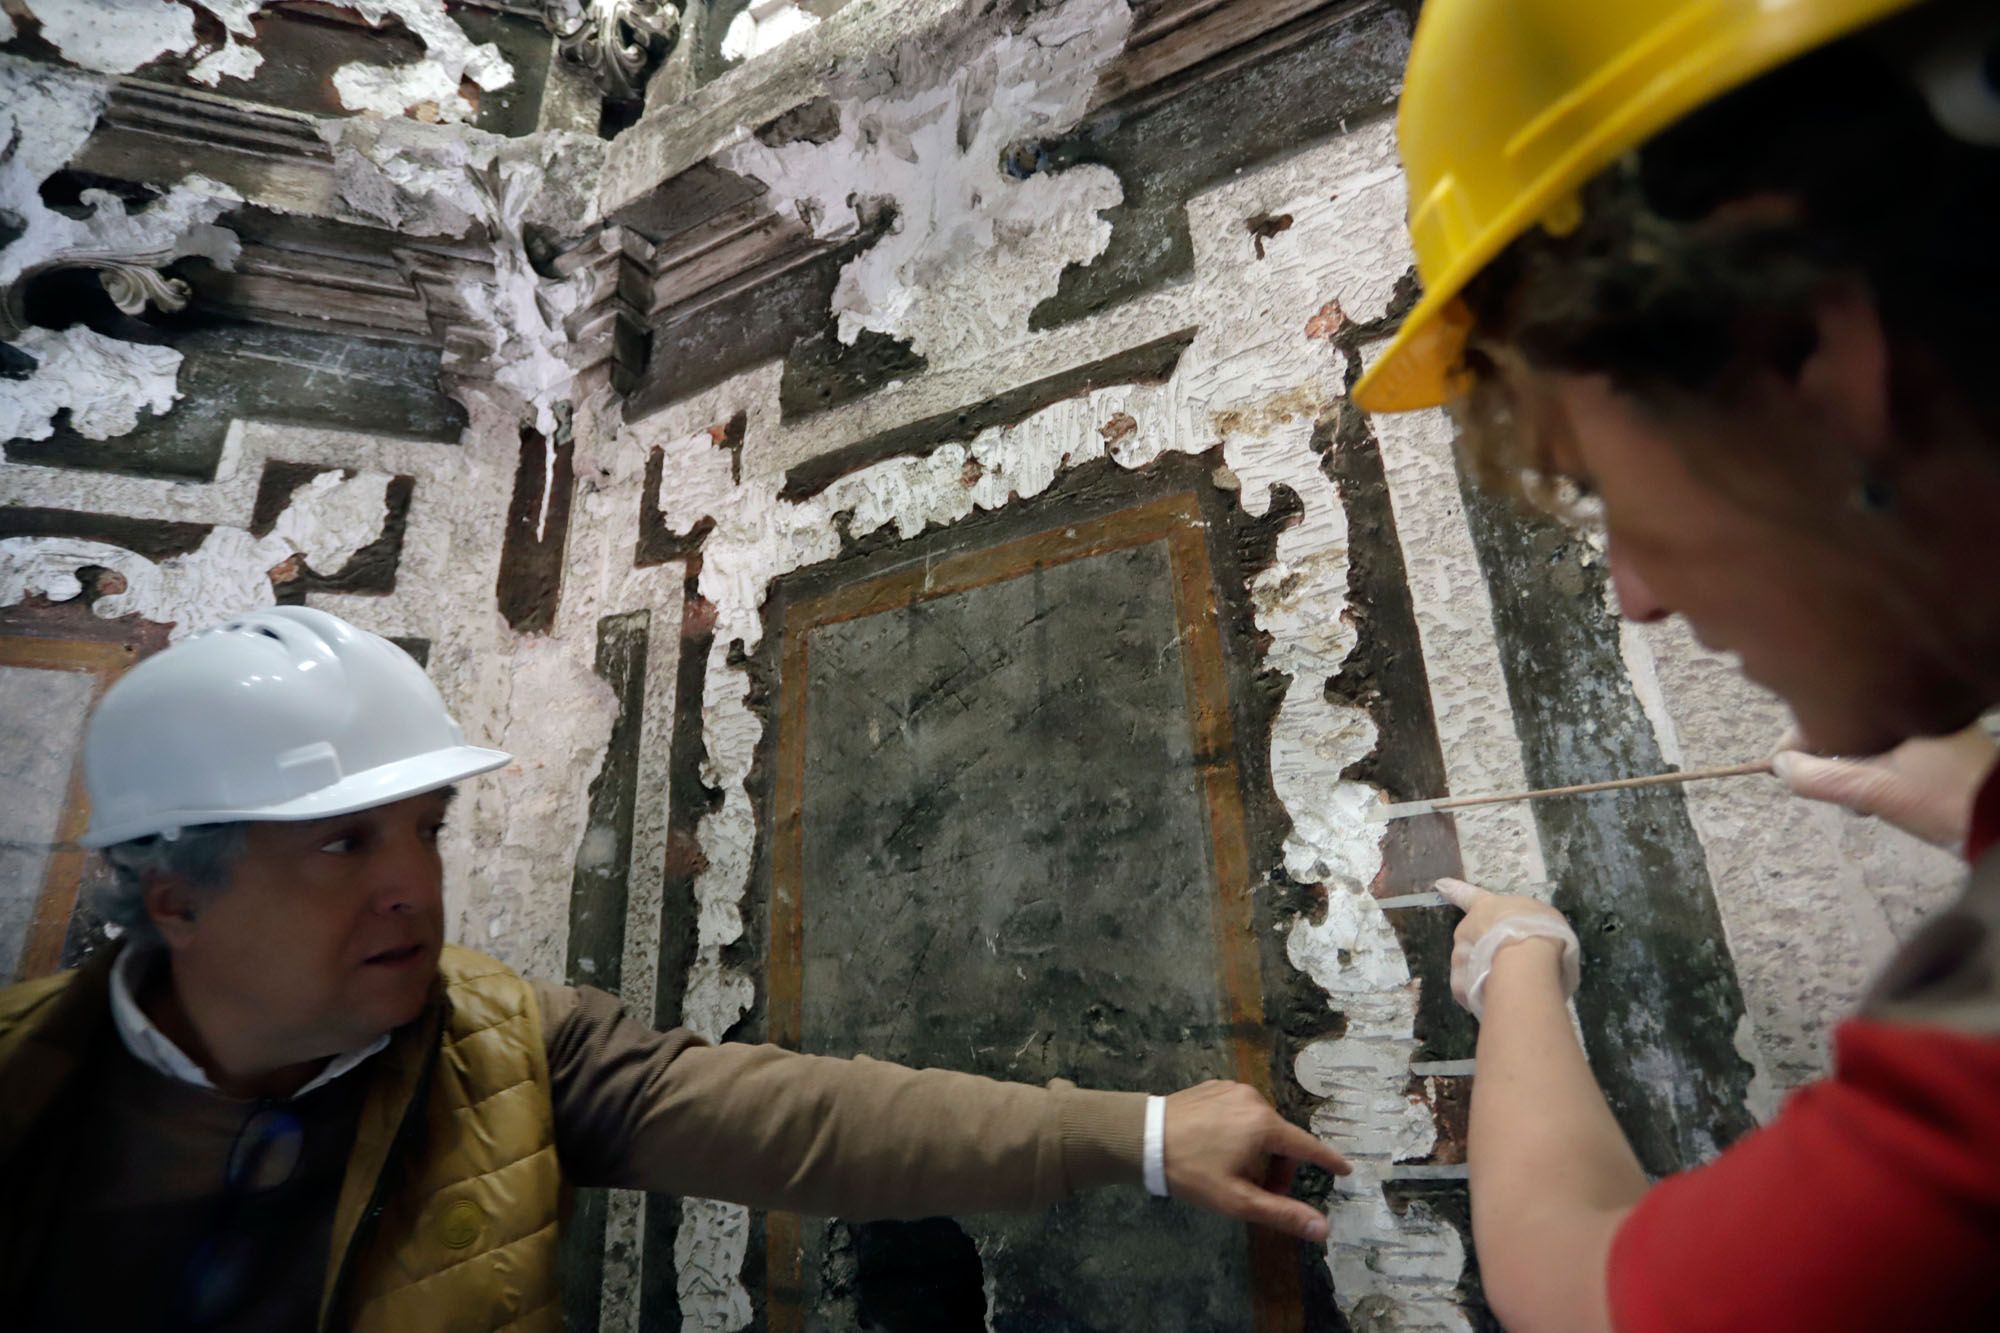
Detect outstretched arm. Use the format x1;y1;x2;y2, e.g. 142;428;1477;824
537;981;1347;1237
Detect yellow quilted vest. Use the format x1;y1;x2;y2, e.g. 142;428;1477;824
0;945;564;1333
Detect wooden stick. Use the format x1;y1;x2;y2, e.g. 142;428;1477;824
1372;760;1774;821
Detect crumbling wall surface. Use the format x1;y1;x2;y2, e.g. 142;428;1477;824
621;63;1481;1317
1;0;1977;1330
7;0;514;120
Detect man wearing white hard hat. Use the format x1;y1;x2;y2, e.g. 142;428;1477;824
0;606;1349;1331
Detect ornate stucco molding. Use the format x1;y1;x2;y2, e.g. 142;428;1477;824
545;0;682;103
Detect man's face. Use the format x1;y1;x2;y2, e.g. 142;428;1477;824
1549;374;1986;755
172;790;452;1060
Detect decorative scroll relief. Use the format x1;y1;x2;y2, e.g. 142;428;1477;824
546;0;682;103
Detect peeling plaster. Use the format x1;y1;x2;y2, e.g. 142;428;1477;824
0;57;239;451
333;1;515;124
0;324;184;448
19;0;196;76
630;113;1469;1326
719;0;1130;370
0;57;241;293
320;119;604;436
14;1;509;118
721;0;822;64
0;469;394;635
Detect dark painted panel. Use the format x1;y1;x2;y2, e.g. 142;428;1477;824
495;410;576;635
1027;4;1407;330
560;607;653;1333
793;539;1257;1330
1458;483;1758;1175
0;507;211;559
775;327;926;423
5;321;465;482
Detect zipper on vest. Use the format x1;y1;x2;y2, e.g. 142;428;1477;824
318;1019;440;1331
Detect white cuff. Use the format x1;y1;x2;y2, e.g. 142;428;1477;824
1143;1094;1168;1197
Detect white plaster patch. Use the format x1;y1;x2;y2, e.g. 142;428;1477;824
0;57;238;291
189;37;265;88
719;0;1130;370
318;120;605;437
1632;615;1962;1091
721;0;821;63
0;324;184;447
16;0;508;116
21;0;196;75
0;60;239;438
677;1198;753;1331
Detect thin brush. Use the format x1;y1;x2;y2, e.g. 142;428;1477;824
1369;760;1775;822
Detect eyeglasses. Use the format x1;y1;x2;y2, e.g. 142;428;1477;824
173;1106;306;1328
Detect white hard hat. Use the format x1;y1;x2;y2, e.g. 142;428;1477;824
81;606;510;847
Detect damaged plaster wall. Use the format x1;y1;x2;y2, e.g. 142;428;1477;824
719;0;1129;369
628;105;1473;1327
3;0;1979;1329
11;0;514;120
0;56;239;452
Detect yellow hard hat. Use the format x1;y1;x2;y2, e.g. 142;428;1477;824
1352;0;1927;414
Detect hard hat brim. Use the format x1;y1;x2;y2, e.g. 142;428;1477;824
1353;293;1475;414
80;744;513;848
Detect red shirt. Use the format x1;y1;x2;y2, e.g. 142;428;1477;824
1605;773;2000;1330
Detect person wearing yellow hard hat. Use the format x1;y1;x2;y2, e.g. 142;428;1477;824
1359;0;2000;1329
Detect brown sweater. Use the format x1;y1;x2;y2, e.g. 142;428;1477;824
16;980;1144;1332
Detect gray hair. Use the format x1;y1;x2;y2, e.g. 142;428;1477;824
96;823;248;948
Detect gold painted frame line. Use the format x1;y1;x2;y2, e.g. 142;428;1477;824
766;490;1301;1331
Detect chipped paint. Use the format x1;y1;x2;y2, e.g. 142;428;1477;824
18;0;195;76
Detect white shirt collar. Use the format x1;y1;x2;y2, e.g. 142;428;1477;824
109;946;389;1099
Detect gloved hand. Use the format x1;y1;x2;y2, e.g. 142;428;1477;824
1770;723;1998;849
1437;878;1581;1019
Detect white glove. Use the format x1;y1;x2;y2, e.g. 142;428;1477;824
1437;878;1582;1019
1771;722;1998;849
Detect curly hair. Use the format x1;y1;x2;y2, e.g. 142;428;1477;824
1452;2;2000;511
